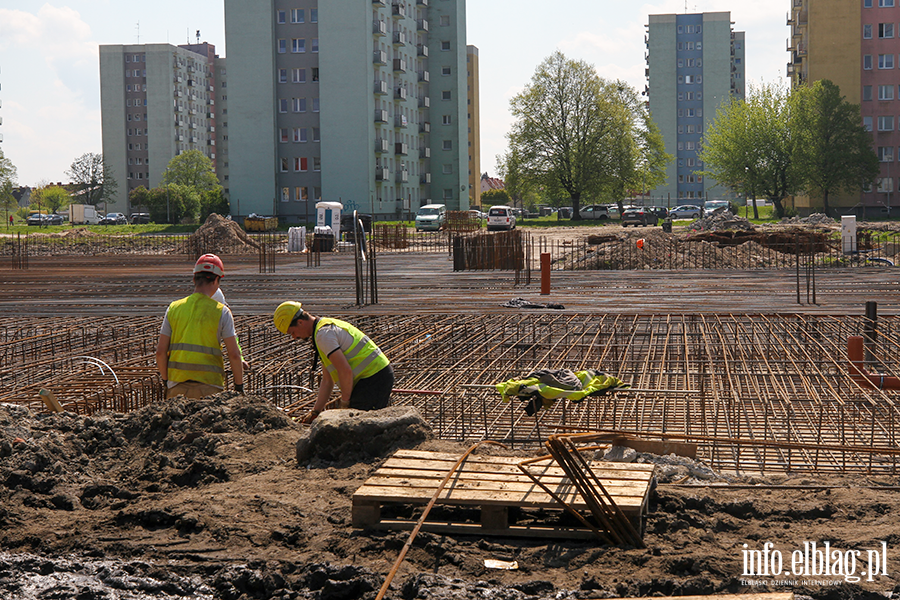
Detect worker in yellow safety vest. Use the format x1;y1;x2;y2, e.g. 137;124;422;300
273;301;393;423
156;254;245;399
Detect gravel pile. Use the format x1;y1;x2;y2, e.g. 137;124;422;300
780;213;836;227
689;209;755;232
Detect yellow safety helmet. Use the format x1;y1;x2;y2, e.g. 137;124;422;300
274;301;304;334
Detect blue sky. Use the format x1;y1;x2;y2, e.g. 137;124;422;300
0;0;787;187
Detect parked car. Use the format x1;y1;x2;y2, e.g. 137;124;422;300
26;213;45;226
27;213;63;226
468;209;486;221
44;214;64;226
487;205;516;231
621;208;659;227
578;204;610;220
704;200;731;213
669;205;702;219
647;206;669;219
130;213;151;224
100;212;127;225
414;204;446;232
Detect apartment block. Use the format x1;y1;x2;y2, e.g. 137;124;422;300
645;12;745;204
467;45;481;209
789;0;897;216
224;0;470;221
99;43;224;215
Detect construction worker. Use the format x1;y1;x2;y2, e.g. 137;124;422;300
273;301;393;423
156;254;244;399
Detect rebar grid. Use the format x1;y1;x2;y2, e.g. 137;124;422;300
2;314;900;474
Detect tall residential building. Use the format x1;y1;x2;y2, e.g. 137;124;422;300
645;12;745;204
0;64;4;144
224;0;470;222
100;42;224;214
788;0;893;217
466;45;481;209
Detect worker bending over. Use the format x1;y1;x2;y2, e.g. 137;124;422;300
274;301;393;423
156;254;244;399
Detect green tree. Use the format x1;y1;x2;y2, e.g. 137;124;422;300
163;150;220;191
699;82;799;219
481;188;511;207
67;152;118;205
506;52;668;220
791;80;879;217
144;185;200;224
39;186;71;214
0;147;17;226
199;187;230;222
129;186;150;213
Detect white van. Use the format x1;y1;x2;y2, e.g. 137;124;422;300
487;205;517;231
414;204;447;232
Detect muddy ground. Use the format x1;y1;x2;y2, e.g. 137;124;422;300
2;394;900;600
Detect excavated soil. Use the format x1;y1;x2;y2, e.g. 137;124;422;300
174;214;261;255
2;395;900;599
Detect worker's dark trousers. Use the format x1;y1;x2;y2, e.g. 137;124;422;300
348;364;394;411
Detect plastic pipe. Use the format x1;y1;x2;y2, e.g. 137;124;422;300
848;335;900;390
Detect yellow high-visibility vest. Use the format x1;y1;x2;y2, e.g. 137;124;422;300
166;293;226;386
315;318;389;385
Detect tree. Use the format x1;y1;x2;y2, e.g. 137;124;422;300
506;52;667;220
163;150;220;191
199;187;230;222
143;185;200;224
791;80;879;217
33;185;71;214
0;147;17;225
481;189;511;207
129;186;150;213
67;153;118;206
699;82;799;219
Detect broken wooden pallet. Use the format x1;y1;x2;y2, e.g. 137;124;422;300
352;449;656;539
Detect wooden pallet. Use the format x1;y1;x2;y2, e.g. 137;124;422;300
352;449;656;539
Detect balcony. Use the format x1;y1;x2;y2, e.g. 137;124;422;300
396;170;409;183
373;0;386;5
421;173;431;184
395;142;408;155
417;44;428;57
375;109;388;123
175;90;183;97
374;50;388;65
393;58;407;72
187;79;195;87
208;139;216;146
376;138;389;153
391;2;405;18
420;121;430;133
393;31;407;46
417;19;428;32
420;147;430;159
373;20;386;36
395;87;407;100
418;70;430;82
374;80;388;95
419;96;430;108
376;167;389;181
417;0;427;5
395;114;408;128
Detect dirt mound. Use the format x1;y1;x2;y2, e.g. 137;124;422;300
24;227;98;239
690;209;755;232
781;213;837;227
173;213;260;255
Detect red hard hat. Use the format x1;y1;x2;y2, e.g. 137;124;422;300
194;253;224;277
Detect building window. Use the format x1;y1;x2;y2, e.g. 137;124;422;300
880;54;896;69
877;177;894;192
279;98;288;112
865;55;873;70
292;38;305;53
312;98;319;112
443;188;453;200
880;23;894;38
865;0;873;6
442;115;452;125
879;116;894;131
312;68;319;81
294;97;306;112
277;10;286;23
299;127;308;142
442;90;451;100
441;41;451;51
442;140;452;150
313;157;321;171
442;164;452;174
678;125;684;134
864;85;873;101
864;24;873;39
282;187;290;202
442;66;451;76
280;128;289;142
291;9;304;23
879;0;894;7
440;15;450;26
279;69;288;83
864;116;874;131
294;68;306;83
879;84;894;100
312;39;318;52
878;146;894;162
278;39;287;53
281;158;289;172
677;59;684;68
310;8;318;22
313;127;320;141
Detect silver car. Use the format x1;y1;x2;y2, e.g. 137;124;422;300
669;205;702;219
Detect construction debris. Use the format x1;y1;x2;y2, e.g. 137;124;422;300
175;212;260;255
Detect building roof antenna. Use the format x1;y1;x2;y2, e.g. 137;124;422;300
135;21;140;44
196;30;201;44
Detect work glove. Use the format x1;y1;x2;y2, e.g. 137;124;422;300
300;409;320;424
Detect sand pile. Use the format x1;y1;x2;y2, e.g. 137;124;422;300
174;213;260;255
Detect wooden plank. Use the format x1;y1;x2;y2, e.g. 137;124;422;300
368;518;602;540
357;475;652;497
390;449;658;473
369;467;653;487
352;484;648;511
38;388;64;413
377;459;656;481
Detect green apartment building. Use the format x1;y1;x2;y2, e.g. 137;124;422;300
224;0;470;221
